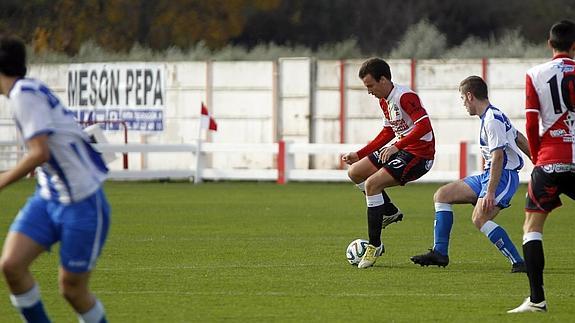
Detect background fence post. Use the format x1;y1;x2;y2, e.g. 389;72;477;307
459;141;468;179
194;138;204;184
277;140;286;184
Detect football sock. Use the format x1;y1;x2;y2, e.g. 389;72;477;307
380;189;398;216
357;183;397;214
433;202;453;256
355;181;365;193
380;190;391;204
366;194;385;247
480;220;523;264
523;232;545;303
10;283;51;323
78;299;107;323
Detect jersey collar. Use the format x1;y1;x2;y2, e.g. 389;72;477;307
385;83;396;102
479;104;493;120
552;53;572;60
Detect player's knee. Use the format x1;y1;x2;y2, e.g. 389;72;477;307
0;257;24;281
364;177;379;195
59;276;87;302
347;165;362;183
433;187;448;203
346;167;356;181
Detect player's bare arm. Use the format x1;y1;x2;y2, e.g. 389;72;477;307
0;135;49;190
483;148;504;212
515;131;531;160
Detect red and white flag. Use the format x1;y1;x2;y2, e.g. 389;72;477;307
200;102;217;131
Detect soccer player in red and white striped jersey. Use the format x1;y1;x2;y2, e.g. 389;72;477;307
509;19;575;314
341;58;435;269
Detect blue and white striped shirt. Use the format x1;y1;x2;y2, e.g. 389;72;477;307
479;105;524;171
9;78;108;203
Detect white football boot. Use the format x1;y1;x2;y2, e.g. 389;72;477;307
357;244;384;269
507;297;547;313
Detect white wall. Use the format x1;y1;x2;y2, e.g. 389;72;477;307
0;58;548;180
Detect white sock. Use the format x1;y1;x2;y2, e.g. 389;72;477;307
79;299;106;323
366;193;384;207
523;231;543;244
480;220;498;237
10;283;41;308
434;202;453;212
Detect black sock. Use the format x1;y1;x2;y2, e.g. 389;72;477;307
523;240;545;303
367;205;385;247
381;190;391;203
381;190;398;215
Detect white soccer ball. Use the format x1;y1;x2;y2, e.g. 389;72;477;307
346;238;369;265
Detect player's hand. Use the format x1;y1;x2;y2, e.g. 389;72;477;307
341;152;359;165
378;145;398;163
482;191;496;212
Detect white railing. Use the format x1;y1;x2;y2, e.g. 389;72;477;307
2;141;531;183
0;140;25;171
93;141;494;183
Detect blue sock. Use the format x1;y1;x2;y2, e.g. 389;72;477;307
433;202;453;256
480;220;524;264
21;303;51;323
10;284;51;323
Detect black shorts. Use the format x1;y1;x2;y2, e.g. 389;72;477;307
526;164;575;213
368;149;434;185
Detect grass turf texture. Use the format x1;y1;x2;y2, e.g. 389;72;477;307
0;180;573;322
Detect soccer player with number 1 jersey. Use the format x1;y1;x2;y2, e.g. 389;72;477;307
509;19;575;314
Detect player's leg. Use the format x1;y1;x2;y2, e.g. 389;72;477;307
472;204;524;271
58;188;110;322
347;155;378;185
518;212;548;306
59;269;108;323
509;168;569;313
508;211;548;313
358;168;400;269
432;180;477;257
348;153;399;216
365;149;434;229
411;180;477;267
1;233;50;322
472;170;524;272
1;195;53;322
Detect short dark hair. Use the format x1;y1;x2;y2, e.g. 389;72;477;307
0;35;27;77
358;57;392;82
549;20;575;52
459;76;488;100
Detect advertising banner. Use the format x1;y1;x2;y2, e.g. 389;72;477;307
67;63;166;131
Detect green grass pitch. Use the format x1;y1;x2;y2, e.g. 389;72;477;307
0;180;573;322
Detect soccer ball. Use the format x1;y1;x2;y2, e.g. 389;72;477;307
346;238;369;265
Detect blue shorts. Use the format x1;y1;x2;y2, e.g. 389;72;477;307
463;169;519;209
10;188;110;273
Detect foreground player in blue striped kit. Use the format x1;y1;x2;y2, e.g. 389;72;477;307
0;35;109;323
411;76;531;273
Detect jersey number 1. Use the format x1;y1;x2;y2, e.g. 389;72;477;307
547;74;575;113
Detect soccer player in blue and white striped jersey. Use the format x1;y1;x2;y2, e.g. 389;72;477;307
411;76;531;273
0;35;109;323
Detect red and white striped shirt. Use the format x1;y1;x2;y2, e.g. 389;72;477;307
357;84;435;160
525;54;575;165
